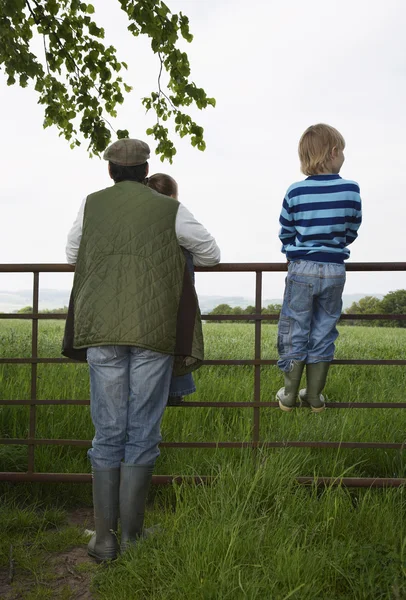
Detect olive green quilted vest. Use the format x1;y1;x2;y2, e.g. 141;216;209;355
63;181;203;375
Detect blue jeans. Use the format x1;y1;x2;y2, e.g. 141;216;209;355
87;345;173;469
168;248;196;397
168;373;196;397
277;260;346;372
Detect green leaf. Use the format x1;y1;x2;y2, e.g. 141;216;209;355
0;0;215;160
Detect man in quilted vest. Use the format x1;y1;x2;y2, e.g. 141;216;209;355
64;138;221;561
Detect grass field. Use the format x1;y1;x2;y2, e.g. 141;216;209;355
0;321;406;599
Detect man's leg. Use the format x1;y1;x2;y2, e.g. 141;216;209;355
119;347;173;551
87;345;130;561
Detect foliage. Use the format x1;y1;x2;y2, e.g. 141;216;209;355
211;291;406;328
346;290;406;328
380;289;406;328
209;303;282;324
14;305;68;314
345;296;383;327
208;303;234;324
15;305;33;314
0;0;215;161
41;306;68;314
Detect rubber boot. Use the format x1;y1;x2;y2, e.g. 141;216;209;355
119;463;154;553
299;362;330;413
276;360;305;412
87;468;120;562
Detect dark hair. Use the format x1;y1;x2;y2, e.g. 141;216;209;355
146;173;178;198
109;161;148;183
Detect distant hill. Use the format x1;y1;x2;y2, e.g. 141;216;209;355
0;289;71;313
0;290;384;314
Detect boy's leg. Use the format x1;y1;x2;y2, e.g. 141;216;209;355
300;264;346;410
276;261;315;409
306;264;345;363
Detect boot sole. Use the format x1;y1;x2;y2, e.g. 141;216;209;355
299;391;325;412
311;405;326;413
87;548;118;563
277;399;295;412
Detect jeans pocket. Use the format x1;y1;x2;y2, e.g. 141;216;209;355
87;346;117;365
277;317;291;355
324;283;345;317
288;279;313;313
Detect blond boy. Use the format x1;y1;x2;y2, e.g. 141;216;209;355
276;124;362;412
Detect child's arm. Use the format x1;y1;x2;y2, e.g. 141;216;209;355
344;186;362;246
278;194;296;254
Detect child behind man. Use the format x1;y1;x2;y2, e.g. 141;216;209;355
277;124;362;412
146;173;196;406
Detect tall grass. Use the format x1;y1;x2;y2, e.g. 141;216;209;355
1;321;405;481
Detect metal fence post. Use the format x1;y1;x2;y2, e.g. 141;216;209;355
253;271;262;447
28;271;39;473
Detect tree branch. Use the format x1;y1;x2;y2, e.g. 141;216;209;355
26;0;117;138
42;35;50;75
157;51;177;112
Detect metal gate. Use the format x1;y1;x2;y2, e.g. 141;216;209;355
1;262;405;487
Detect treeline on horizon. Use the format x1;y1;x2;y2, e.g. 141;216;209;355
5;290;406;328
207;290;406;328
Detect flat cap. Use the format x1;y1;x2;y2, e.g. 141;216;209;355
103;138;150;166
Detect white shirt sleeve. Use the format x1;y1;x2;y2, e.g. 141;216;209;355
65;198;221;267
175;203;221;266
65;198;86;265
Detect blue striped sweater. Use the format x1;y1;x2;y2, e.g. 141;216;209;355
279;174;362;263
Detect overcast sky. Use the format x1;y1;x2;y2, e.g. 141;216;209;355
1;0;406;302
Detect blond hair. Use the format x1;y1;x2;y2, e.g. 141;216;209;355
298;124;345;176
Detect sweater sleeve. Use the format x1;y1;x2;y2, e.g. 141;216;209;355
278;193;296;254
345;186;362;246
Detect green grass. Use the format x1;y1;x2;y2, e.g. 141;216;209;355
0;502;91;599
1;321;406;481
1;321;406;598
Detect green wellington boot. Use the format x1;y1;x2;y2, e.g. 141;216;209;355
87;468;120;562
276;360;305;412
299;362;330;413
119;463;154;553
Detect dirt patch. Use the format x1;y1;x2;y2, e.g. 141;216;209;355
67;507;94;530
0;508;98;600
0;546;96;599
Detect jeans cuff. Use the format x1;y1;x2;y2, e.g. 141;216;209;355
168;387;196;397
306;355;334;364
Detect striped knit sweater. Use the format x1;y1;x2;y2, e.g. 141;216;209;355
279;174;362;263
